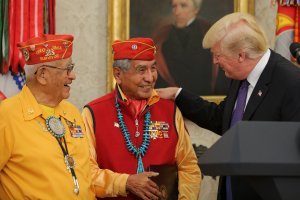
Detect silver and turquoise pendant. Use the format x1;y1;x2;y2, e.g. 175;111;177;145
46;116;65;138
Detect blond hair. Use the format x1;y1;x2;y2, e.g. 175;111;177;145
203;12;269;59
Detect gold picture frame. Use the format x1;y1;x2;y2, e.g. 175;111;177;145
106;0;255;103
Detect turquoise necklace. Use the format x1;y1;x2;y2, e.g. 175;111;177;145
115;97;151;174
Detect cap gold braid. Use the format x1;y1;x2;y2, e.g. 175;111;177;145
112;38;156;60
61;42;73;59
113;40;154;48
133;46;156;59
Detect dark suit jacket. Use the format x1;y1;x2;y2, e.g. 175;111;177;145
175;50;300;200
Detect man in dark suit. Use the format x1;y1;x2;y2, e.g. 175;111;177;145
157;12;300;200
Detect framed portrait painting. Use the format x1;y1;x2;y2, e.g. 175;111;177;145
107;0;255;103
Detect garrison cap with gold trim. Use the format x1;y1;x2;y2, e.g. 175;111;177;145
112;37;156;60
17;34;73;65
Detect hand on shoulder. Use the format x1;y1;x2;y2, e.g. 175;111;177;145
156;87;180;100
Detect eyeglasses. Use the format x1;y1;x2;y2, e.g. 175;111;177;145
35;63;75;75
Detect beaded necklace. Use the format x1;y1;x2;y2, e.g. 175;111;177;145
115;97;151;174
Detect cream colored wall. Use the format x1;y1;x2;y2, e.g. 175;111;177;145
56;0;107;109
256;1;277;49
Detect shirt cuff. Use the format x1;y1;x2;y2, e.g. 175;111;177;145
175;88;183;99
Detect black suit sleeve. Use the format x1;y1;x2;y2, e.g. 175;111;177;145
175;89;224;134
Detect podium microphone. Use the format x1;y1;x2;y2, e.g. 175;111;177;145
289;42;300;64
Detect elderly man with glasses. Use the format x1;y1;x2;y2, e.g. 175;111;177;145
0;34;95;200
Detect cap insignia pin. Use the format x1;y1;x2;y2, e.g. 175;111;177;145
63;41;69;49
23;49;30;61
29;45;36;51
131;44;138;50
45;48;55;57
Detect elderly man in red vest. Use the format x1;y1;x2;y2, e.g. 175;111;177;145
82;37;201;200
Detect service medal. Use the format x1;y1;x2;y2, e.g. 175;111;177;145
149;121;170;139
46;116;65;138
65;119;84;138
69;125;84;138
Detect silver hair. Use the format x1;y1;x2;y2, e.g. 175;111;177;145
24;59;69;79
113;59;131;72
24;64;38;80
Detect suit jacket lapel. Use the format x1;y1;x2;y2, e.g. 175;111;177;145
243;84;269;120
243;50;276;120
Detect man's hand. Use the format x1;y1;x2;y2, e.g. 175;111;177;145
126;171;162;200
156;87;179;100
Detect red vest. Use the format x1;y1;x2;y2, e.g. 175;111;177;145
87;91;178;200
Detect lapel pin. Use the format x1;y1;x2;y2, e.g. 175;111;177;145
114;122;119;128
258;90;262;96
27;108;34;115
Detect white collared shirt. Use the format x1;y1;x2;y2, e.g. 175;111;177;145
186;17;196;26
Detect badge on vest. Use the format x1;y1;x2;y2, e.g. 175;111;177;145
114;122;119;128
149;121;170;140
65;119;84;138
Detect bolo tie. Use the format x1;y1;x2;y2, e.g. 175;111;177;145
45;116;80;195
